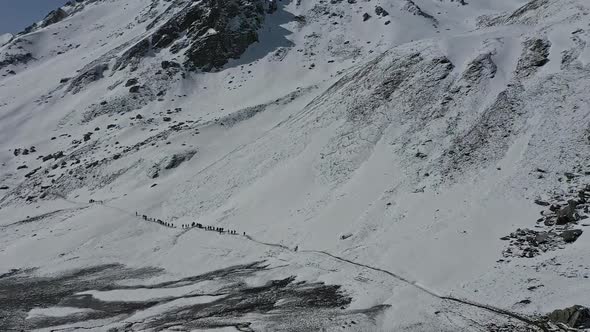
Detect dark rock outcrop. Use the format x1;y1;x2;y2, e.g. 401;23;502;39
515;38;551;78
67;63;109;94
403;0;438;25
375;6;389;17
462;53;497;84
556;200;578;225
548;305;590;329
0;53;33;71
125;78;138;87
41;8;69;28
22;7;70;33
114;0;266;72
164;151;197;170
559;229;583;243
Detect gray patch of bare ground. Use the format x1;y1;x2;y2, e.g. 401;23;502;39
0;261;384;331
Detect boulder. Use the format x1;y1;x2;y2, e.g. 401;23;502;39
25;167;41;178
161;61;181;70
534;232;549;244
0;53;33;71
559;229;582;243
164;151;197;170
534;199;550;206
548;305;590;329
556;200;577;225
125;78;138;87
67;63;109;94
375;6;389;17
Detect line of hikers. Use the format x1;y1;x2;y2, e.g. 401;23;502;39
181;223;240;235
137;212;176;228
135;212;245;235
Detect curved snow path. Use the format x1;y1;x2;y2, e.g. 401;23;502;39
53;198;549;331
244;238;549;331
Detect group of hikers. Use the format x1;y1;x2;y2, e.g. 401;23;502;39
136;212;244;235
181;222;241;235
138;212;175;228
88;199;244;235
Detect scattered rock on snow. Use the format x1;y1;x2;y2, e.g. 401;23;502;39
125;78;138;87
375;6;389;17
164;151;197;170
559;229;583;243
548;305;590;329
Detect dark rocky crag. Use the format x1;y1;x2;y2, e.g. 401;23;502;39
114;0;267;72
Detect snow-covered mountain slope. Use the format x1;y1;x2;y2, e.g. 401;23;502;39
0;33;12;47
1;0;590;331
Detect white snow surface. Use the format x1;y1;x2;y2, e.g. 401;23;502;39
0;33;12;46
1;0;590;331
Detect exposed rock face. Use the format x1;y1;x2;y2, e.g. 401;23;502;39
462;53;497;84
67;63;109;94
147;150;198;179
556;200;577;225
125;78;138;87
164;151;197;170
41;8;69;28
559;229;583;243
22;7;70;34
478;0;551;27
0;53;33;71
515;38;551;78
375;6;389;17
403;0;438;25
114;0;266;72
500;228;574;258
548;305;590;329
113;40;150;72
